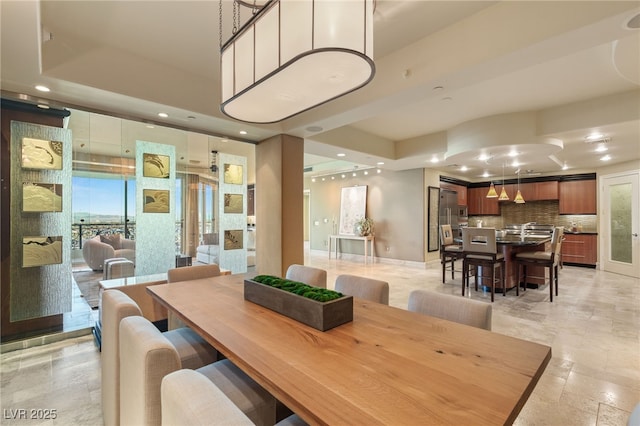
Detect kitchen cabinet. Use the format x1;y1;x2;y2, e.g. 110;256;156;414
500;181;558;202
561;233;597;266
440;183;467;206
535;181;559;200
559;180;596;214
468;187;500;215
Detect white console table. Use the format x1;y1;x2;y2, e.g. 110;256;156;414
328;234;375;264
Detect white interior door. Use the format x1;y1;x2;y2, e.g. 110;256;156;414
600;171;639;277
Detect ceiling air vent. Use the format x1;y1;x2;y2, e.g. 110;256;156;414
303;166;313;173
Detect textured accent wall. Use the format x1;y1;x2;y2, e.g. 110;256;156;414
10;122;72;321
469;200;597;231
135;141;176;276
218;152;247;274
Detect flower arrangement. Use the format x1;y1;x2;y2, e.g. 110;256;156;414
354;217;374;236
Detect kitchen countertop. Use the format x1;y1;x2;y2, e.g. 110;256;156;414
496;235;552;245
563;231;598;235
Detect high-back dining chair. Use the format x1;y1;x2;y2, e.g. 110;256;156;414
440;224;464;284
167;264;221;329
514;226;564;302
285;264;327;288
461;227;507;302
119;316;276;426
334;274;389;305
407;290;492;330
102;290;218;426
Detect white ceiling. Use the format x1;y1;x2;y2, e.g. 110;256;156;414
1;1;639;181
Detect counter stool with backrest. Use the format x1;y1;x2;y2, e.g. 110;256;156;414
514;226;564;302
461;227;507;302
285;264;327;288
440;224;464;284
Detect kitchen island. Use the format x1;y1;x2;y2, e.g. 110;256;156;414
472;235;552;292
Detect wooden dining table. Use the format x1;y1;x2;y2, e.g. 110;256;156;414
147;273;551;425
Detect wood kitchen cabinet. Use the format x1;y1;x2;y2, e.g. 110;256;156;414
561;233;597;266
535;181;559;200
440;182;467;206
559;180;596;214
468;187;500;215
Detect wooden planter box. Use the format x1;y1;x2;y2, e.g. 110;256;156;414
244;279;353;331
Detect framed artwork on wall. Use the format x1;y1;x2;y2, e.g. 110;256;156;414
143;189;170;213
339;185;367;235
223;164;243;184
22;182;63;212
143;153;170;178
224;230;243;250
224;194;243;213
22;236;63;267
21;138;63;170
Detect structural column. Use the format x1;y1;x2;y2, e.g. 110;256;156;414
255;134;304;276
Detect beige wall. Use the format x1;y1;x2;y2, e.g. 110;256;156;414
305;168;425;262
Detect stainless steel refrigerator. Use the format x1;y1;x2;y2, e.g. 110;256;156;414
439;190;460;237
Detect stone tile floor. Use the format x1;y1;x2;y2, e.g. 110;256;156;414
1;250;638;425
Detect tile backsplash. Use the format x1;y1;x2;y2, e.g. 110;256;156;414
469;201;597;232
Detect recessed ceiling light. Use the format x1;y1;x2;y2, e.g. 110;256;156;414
430;156;439;163
322;177;326;181
37;104;50;109
312;178;316;182
508;150;519;157
460;166;468;172
341;174;346;178
331;176;335;180
158;112;168;118
239;130;248;135
562;163;569;170
35;85;50;92
432;86;444;91
337;153;346;157
441;97;453;102
482;171;489;178
146;125;155;129
352;172;356;177
478;153;490;161
586;132;604;141
511;160;519;167
600;155;611;161
377;169;381;174
187;115;196;120
376;161;384;165
364;171;368;175
595;144;608;153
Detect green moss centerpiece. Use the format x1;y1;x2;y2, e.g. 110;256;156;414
244;275;353;331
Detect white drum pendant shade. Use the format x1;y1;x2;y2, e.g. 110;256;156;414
221;0;375;123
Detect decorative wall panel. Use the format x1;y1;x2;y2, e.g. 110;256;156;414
219;153;247;273
135;141;176;276
10;122;72;321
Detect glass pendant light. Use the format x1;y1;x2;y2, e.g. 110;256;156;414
486;182;498;198
498;164;509;201
514;169;525;204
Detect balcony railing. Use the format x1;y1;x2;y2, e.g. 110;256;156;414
72;222;185;253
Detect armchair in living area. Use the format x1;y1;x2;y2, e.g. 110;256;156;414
196;233;220;265
82;234;135;271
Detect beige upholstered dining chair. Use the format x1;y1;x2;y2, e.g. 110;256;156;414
101;290;217;426
407;290;492;331
285;264;327;288
514;226;564;302
440;224;464;284
461;227;506;302
161;369;307;426
167;263;221;329
120;316;277;426
334;274;389;305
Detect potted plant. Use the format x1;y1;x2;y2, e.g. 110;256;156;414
244;275;353;331
354;217;374;236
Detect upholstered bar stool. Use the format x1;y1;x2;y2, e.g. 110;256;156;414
334;274;389;304
119;316;276;426
285;264;327;288
514;226;564;302
440;224;464;283
461;227;506;302
101;290;218;426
